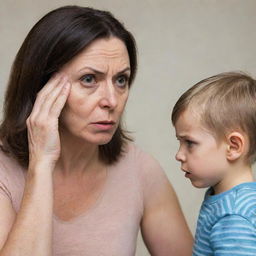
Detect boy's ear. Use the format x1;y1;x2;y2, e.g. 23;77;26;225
226;132;245;161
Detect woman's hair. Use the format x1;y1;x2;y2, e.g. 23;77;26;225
172;71;256;163
0;5;137;167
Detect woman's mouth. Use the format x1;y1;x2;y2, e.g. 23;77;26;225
91;121;116;131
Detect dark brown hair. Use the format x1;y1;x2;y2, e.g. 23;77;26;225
0;5;137;167
172;72;256;163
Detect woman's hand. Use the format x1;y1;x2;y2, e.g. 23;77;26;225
26;74;71;169
0;75;69;255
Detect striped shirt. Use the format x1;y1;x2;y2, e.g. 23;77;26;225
193;182;256;256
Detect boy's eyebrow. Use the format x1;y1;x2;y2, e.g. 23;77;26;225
176;134;186;138
176;134;185;140
176;134;193;140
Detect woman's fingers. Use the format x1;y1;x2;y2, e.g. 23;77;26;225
36;77;69;117
30;74;69;119
36;73;63;101
50;82;71;117
26;74;71;166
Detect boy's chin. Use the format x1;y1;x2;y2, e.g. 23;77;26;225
190;180;211;189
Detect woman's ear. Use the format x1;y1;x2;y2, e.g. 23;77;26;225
226;132;245;161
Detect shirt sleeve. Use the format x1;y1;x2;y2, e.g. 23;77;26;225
210;214;256;256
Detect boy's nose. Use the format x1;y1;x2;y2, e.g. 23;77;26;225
175;150;185;162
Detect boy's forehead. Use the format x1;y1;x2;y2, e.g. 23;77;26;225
176;109;200;126
175;109;202;135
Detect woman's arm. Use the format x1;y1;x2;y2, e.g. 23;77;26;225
141;180;193;256
0;74;70;256
139;155;193;256
0;163;54;256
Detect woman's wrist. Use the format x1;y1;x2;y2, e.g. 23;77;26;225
28;159;56;175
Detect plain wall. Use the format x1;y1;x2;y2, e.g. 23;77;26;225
1;0;256;255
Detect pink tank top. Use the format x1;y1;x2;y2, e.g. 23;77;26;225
0;143;167;255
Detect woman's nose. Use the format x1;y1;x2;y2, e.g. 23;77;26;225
99;82;118;109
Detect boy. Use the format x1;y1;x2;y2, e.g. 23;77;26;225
172;72;256;255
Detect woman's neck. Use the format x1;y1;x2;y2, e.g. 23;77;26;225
55;129;101;176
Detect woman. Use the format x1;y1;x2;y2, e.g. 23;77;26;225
0;5;192;255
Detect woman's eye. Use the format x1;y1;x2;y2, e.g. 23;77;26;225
116;75;128;88
80;74;96;86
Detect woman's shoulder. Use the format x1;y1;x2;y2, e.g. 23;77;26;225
122;143;171;204
0;148;25;193
0;148;25;211
0;148;24;176
124;142;157;161
122;142;166;177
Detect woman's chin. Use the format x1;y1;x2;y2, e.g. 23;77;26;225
87;134;114;146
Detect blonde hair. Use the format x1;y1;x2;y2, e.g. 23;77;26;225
172;71;256;163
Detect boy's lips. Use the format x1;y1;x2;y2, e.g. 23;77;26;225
181;168;191;177
185;172;191;178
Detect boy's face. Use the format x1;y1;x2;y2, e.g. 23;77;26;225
174;109;230;192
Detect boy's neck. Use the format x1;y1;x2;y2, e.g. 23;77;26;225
213;163;254;195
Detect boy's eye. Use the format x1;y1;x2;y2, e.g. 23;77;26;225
116;75;129;88
186;140;195;148
80;74;96;86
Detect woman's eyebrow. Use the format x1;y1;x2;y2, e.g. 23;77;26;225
117;67;131;74
78;66;131;75
78;66;105;75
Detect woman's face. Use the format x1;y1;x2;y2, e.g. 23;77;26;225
59;37;131;146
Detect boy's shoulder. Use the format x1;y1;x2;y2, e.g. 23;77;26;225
205;182;256;201
194;183;256;255
223;182;256;208
202;182;256;220
233;182;256;217
234;182;256;197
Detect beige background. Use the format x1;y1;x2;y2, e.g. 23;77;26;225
1;0;256;255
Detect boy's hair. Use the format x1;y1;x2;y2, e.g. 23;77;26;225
172;71;256;163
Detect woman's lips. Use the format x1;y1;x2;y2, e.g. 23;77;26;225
91;121;116;131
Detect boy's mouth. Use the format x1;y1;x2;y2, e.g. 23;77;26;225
181;167;190;174
182;169;191;177
185;172;191;178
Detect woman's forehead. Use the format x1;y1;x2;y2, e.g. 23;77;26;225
61;37;130;73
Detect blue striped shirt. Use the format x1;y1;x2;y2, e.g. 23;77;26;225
193;182;256;256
